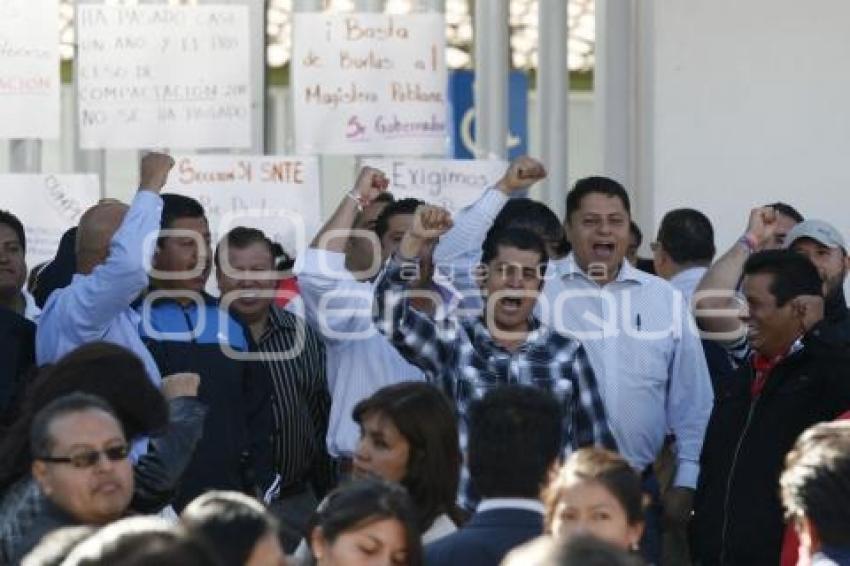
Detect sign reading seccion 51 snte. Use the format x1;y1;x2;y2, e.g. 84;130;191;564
293;13;448;155
76;5;251;150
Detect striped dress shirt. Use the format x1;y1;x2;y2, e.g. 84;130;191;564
255;306;335;494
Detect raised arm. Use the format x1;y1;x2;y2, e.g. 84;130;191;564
694;206;779;339
374;206;461;380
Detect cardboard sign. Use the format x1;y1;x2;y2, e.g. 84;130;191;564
76;5;251;149
0;175;99;268
361;158;506;213
164;155;321;259
293;13;448;155
0;0;60;139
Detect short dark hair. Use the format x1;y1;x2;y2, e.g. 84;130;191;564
546;534;640;566
743;250;822;307
181;491;278;566
481;227;549;275
629;221;643;247
544;448;644;529
657;208;716;265
491;198;569;257
374;198;422;241
160;194;206;231
781;421;850;547
62;517;221;566
468;386;562;499
566;176;631;222
308;479;422;566
0;209;26;252
30;393;118;460
213;226;275;271
353;382;460;530
767;202;804;223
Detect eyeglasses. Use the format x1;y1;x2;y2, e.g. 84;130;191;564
38;444;129;469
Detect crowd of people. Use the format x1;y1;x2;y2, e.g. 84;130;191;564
0;152;848;565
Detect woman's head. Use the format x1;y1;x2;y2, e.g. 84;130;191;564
0;342;168;490
181;491;286;566
544;448;644;551
352;382;460;530
308;479;422;566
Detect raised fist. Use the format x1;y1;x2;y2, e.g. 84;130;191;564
139;152;175;193
411;205;453;241
745;206;778;250
496;156;547;194
352;167;390;206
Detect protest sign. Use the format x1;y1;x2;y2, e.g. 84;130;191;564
77;5;251;149
0;0;60;139
0;175;99;268
293;13;447;155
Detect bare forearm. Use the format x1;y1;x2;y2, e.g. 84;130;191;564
309;195;359;252
695;241;749;332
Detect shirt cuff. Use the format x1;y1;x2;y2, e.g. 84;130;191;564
673;460;700;489
133;189;164;208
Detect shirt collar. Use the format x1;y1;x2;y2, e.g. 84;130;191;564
477;498;545;515
555;253;644;286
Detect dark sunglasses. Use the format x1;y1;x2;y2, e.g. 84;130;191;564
39;444;129;469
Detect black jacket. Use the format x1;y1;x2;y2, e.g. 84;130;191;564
0;307;35;430
692;325;850;565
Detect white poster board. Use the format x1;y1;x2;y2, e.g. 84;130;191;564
293;13;448;155
0;0;60;139
164;155;321;262
76;5;251;149
0;175;99;268
362;158;507;213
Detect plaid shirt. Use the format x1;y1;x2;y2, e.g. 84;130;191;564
374;256;617;509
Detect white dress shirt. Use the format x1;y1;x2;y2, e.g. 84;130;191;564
669;266;708;305
295;248;424;457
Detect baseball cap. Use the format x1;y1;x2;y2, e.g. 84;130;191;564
784;219;846;250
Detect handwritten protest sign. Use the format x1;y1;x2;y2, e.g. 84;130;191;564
361;158;506;213
293;13;447;155
0;175;99;268
76;5;251;149
164;156;321;262
0;0;60;139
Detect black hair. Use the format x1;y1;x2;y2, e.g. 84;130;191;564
743;249;822;307
546;534;641;566
781;421;850;547
468;386;562;499
160;194;206;231
0;209;26;252
21;525;97;566
181;491;279;566
656;208;716;265
307;478;422;566
629;221;643;247
30;393;119;460
491;198;569;257
767;202;804;223
270;242;295;271
61;517;221;566
565;176;631;222
0;342;168;491
353;382;461;530
374;198;423;241
544;448;645;529
213;226;275;270
481;227;549;276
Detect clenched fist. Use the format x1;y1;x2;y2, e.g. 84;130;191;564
400;205;453;259
139;152;175;193
352;167;390;206
496;156;547;194
161;372;200;400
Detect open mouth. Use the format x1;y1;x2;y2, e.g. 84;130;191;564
592;242;616;260
499;296;523;313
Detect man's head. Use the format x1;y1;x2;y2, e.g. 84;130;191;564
740;250;823;357
781;421;850;556
479;227;548;334
374;198;423;264
152;194;210;293
75;202;129;276
468;385;562;500
215;227;278;324
627;221;642;267
765;202;804;249
784;219;848;302
492;198;570;259
31;393;134;526
652;208;716;280
0;210;27;299
565;177;631;283
346;192;393;275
